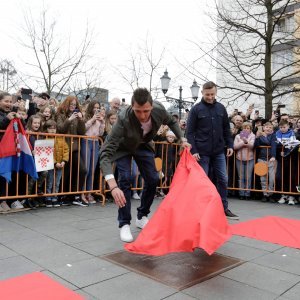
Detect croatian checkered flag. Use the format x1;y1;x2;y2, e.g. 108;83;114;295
34;139;55;172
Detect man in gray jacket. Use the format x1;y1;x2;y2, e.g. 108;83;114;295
100;88;189;242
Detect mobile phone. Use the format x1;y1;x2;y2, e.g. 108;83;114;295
240;130;249;139
21;88;32;101
12;106;18;113
73;108;79;113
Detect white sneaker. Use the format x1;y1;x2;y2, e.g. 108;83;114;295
11;200;24;209
278;195;287;204
0;201;11;211
120;225;133;242
132;192;140;200
136;216;149;229
288;196;295;205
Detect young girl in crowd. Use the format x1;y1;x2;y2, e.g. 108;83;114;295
26;114;48;206
81;101;105;203
103;110;118;140
39;105;54;131
56;96;87;206
44;120;69;208
234;122;256;200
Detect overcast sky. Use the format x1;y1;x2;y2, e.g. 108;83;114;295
0;0;216;102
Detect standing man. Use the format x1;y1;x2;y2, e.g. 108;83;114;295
100;88;189;242
186;81;239;220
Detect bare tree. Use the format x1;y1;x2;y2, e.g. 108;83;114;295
189;0;300;118
18;9;94;97
114;35;165;97
0;59;19;92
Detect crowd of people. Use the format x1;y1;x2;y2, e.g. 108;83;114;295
228;103;300;205
0;86;300;221
0;91;121;211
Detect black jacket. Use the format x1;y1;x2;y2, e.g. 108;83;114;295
100;101;182;176
186;99;233;155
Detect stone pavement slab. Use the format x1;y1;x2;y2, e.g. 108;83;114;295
0;244;18;260
82;272;177;300
253;252;300;276
0;256;44;281
48;257;129;288
221;262;300;294
183;275;277;300
216;240;270;261
281;282;300;300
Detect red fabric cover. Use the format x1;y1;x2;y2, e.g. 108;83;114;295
0;272;84;300
125;149;231;256
230;216;300;249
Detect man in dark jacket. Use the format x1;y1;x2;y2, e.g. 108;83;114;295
186;81;239;220
100;88;189;242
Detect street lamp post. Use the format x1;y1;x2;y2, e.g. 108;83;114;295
160;70;200;120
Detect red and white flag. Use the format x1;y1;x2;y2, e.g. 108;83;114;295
34;139;55;172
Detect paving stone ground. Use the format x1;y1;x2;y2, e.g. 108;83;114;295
0;197;299;300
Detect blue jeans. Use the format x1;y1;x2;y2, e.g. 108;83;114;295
116;147;159;227
46;168;62;201
199;153;228;210
235;159;254;197
81;139;100;191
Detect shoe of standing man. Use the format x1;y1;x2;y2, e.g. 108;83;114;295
225;209;239;220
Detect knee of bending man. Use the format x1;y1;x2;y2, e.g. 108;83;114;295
147;173;159;187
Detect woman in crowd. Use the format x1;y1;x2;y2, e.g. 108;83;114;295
81;100;105;204
234;122;256;200
56;96;88;206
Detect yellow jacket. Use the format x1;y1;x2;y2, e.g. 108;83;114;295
53;136;69;163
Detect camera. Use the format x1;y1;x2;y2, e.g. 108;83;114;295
12;106;18;113
255;110;259;114
21;88;32;101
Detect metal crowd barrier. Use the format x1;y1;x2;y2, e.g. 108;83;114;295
0;128;299;206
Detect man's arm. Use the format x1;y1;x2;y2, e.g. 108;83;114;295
186;106;198;154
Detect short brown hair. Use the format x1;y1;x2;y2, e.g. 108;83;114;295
263;122;273;128
202;81;217;90
279;119;289;127
44;119;57;129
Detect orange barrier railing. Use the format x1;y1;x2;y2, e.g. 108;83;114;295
0;131;106;205
0;128;299;206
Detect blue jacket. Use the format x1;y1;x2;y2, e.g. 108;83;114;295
254;133;277;160
186;99;233;155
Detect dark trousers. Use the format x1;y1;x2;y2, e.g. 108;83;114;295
116;147;159;227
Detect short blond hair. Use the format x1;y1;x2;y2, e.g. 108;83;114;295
242;122;252;130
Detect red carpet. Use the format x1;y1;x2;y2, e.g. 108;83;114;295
125;149;231;256
0;272;84;300
230;216;300;249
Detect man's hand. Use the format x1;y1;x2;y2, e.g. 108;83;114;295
180;138;191;149
111;187;126;208
193;153;200;161
227;148;234;157
107;178;126;208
